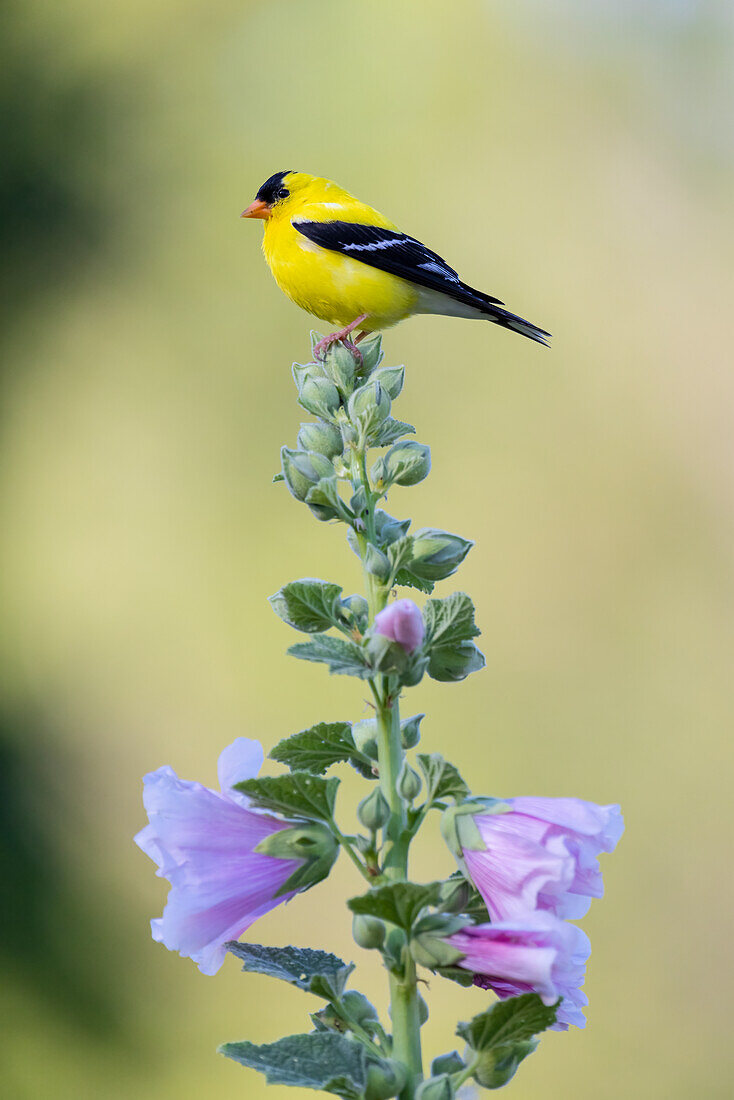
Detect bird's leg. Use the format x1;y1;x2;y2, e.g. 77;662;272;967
313;314;369;365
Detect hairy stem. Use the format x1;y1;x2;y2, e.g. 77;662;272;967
351;436;424;1096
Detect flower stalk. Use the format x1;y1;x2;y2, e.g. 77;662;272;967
136;332;623;1100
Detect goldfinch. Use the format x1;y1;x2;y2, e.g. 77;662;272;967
241;171;550;360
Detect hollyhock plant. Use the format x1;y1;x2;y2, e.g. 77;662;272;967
444;796;624;921
135;737;337;975
137;335;624;1096
374;598;425;652
445;913;591;1030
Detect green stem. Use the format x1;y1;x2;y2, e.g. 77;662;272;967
333;830;374;885
352;430;424;1097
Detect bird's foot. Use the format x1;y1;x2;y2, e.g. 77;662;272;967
313;315;368;366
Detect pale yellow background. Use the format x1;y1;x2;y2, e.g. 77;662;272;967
2;2;733;1098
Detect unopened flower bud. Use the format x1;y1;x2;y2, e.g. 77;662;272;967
298;376;341;420
415;1075;453;1100
358;787;391;831
352;913;386;950
374;599;425;653
400;713;424;749
372;364;405;399
473;1041;538;1089
341;990;379;1028
417;992;430;1026
280;447;336;503
431;1052;465;1077
352;718;379;759
321;342;358;395
364;543;390;581
397;761;422;802
410;528;473;581
372;441;431;488
297;420;344;459
438;877;471;915
357;333;383;373
364;1060;407;1100
347;380;391;426
292;360;326;389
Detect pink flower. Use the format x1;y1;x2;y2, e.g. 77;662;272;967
453;797;623;921
135;739;306;975
374;598;424;653
447;912;591;1030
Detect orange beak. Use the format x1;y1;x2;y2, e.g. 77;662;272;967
240;199;272;220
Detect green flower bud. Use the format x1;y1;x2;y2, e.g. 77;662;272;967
372;364;405;399
364;1060;407;1100
409;528;473;581
352;718;379;759
321;341;358;394
374;510;412;544
364;542;391;581
415;1075;453;1100
357;332;384;374
372;441;431;488
347;380;391;426
430;1052;465;1077
341;990;379;1028
280;447;336;503
438;877;471;915
293;360;326;389
296;420;344;459
341;593;369;631
383;927;408;971
358;787;391;831
473;1041;538;1089
298;376;341;420
352;913;386;951
400;713;424;749
397;761;422;802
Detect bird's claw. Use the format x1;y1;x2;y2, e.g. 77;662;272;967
313;333;363;367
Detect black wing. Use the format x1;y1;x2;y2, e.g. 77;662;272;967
292;220;504;308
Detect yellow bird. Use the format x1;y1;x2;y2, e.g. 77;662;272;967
241;171;550;360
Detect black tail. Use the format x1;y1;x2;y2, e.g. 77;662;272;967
459;281;551;346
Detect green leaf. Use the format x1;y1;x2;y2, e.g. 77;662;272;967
348;882;441;932
225;942;354;1001
423;592;480;647
220;1032;373;1098
270;722;371;777
417;754;470;802
234;772;339;824
288;635;372;678
270;579;346;634
386;535;414;579
373;418;416;446
456;993;558;1053
428;641;485;683
394;568;435;595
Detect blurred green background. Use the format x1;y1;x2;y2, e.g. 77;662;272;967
2;1;733;1097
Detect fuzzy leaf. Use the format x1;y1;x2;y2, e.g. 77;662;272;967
270;722;370;777
270;579;346;634
234;772;339;824
423;592;480;648
348;882;441;931
373;418;416;446
457;993;558;1052
288;635;372;678
417;753;470;802
220;1032;376;1098
226;942;354;1001
394;568;435;594
428;641;485;683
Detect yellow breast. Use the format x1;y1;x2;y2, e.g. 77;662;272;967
261;202;418;332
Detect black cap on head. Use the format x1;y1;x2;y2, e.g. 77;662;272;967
255;171;294;205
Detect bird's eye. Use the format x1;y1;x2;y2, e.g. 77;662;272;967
276;188;289;200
